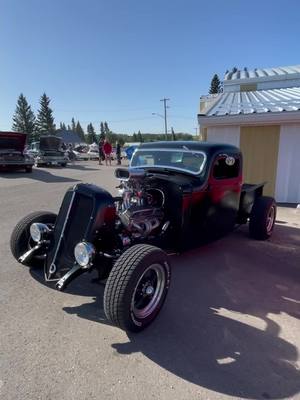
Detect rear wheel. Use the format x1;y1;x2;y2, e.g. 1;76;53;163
104;244;171;332
10;211;57;267
249;196;276;240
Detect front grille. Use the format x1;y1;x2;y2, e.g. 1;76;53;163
3;154;23;162
43;151;64;157
45;189;94;280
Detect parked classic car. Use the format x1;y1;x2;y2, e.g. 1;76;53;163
87;147;99;160
0;131;34;172
27;136;69;167
10;141;276;332
72;144;89;160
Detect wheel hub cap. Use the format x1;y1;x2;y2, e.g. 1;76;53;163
131;263;166;319
145;285;154;296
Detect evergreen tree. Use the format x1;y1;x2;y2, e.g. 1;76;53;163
209;74;221;94
232;66;238;73
67;124;71;130
171;127;176;141
59;122;67;130
12;94;36;138
71;117;76;132
137;130;143;142
75;121;85;142
36;93;55;134
100;122;105;139
86;123;97;144
132;132;138;141
104;121;110;136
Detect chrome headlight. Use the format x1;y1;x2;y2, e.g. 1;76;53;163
30;223;51;242
74;242;95;267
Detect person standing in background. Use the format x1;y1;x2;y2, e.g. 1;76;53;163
116;141;121;165
103;138;112;166
98;138;104;165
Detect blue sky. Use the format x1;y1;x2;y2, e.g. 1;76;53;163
1;0;300;135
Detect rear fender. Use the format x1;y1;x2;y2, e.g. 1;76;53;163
238;183;265;221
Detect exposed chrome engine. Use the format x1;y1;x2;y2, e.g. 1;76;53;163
115;168;165;238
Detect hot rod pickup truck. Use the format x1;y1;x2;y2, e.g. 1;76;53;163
10;142;276;332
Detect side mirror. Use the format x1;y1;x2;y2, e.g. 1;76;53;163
115;168;130;180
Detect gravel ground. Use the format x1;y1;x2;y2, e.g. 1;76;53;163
0;161;299;400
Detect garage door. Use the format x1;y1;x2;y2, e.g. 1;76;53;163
240;126;280;197
275;125;300;203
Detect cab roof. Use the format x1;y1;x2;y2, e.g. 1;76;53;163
138;141;240;156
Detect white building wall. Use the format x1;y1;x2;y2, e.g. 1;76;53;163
206;126;240;147
275;124;300;203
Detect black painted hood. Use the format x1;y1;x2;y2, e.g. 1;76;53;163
0;132;27;152
40;136;62;151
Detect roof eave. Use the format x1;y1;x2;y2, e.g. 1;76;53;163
224;72;300;86
198;110;300;127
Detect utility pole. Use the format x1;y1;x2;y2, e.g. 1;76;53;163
160;98;170;140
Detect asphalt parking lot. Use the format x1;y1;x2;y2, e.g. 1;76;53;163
0;161;299;400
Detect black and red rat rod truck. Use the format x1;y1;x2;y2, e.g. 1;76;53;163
10;141;276;332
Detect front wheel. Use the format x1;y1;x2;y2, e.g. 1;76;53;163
249;196;276;240
10;211;57;267
104;244;171;332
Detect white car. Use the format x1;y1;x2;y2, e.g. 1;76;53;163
86;149;99;160
72;150;89;161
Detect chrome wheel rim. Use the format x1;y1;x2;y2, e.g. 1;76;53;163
132;263;166;319
266;206;275;233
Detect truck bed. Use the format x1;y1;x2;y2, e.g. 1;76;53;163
242;183;265;193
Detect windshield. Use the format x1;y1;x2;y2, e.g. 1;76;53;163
130;148;206;175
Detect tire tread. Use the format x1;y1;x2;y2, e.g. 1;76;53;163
249;196;276;240
104;244;169;331
10;211;56;265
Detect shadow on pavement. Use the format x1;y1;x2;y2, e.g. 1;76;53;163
0;168;80;183
36;223;300;399
66;163;100;171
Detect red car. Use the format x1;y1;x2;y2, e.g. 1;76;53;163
0;131;34;173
